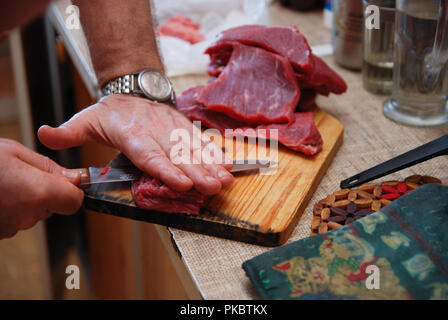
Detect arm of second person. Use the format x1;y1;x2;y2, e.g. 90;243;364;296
38;0;233;195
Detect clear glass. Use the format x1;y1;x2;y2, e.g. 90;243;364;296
383;0;448;126
362;0;395;94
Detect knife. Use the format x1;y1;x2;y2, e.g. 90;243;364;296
77;160;278;188
340;134;448;189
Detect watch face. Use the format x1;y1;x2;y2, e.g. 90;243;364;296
139;70;172;101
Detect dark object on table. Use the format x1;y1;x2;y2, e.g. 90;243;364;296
312;175;442;235
280;0;324;11
243;184;448;299
341;134;448;189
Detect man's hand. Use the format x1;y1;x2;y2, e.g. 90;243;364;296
38;95;234;195
0;139;84;239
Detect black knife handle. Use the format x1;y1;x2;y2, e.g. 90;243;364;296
340;134;448;189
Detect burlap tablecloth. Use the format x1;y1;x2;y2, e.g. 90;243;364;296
169;7;448;300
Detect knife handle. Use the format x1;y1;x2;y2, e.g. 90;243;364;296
340;134;448;189
76;168;90;189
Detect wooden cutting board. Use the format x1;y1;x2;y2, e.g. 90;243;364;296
84;107;343;246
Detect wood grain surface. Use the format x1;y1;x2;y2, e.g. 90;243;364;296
84;107;343;246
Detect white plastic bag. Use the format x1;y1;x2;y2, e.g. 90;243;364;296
153;0;270;76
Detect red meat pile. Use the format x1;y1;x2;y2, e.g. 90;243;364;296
132;25;347;214
176;25;347;156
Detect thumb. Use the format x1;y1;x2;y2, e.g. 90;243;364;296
13;144;82;185
38;113;88;150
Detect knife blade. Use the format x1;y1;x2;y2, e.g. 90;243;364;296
77;160;278;188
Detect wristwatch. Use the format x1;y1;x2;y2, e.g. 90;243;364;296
102;69;175;104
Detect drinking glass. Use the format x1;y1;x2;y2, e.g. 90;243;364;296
363;0;396;94
383;0;448;126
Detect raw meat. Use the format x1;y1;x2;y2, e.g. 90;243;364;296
198;43;300;125
296;55;347;96
205;25;313;74
296;88;317;112
207;44;233;77
165;14;201;30
176;87;323;155
158;14;205;44
205;25;347;96
100;166;111;175
132;174;205;215
177;86;247;131
230;113;323;155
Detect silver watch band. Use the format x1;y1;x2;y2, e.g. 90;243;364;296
102;74;136;96
102;70;176;105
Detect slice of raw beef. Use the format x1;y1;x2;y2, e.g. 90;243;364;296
177;86;246;132
198;43;300;125
158;14;205;44
132;174;205;215
176;87;323;155
207;43;233;77
205;26;347;97
296;55;347;96
229;113;323;155
205;25;313;75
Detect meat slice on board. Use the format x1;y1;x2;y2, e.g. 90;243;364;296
296;55;347;96
132;174;205;215
228;112;323;156
198;43;300;125
205;25;313;75
177;85;247;132
176;86;323;156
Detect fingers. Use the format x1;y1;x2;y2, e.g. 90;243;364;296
122;138;194;192
0;157;84;239
199;133;234;187
173;161;223;195
199;162;234;190
38;110;91;150
160;125;223;194
41;171;84;215
186;137;233;193
17;162;84;216
189;125;234;191
160;112;233;193
12;143;81;185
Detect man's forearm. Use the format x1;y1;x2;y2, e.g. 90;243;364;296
73;0;163;87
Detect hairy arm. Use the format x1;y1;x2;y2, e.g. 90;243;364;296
73;0;163;87
39;0;233;195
